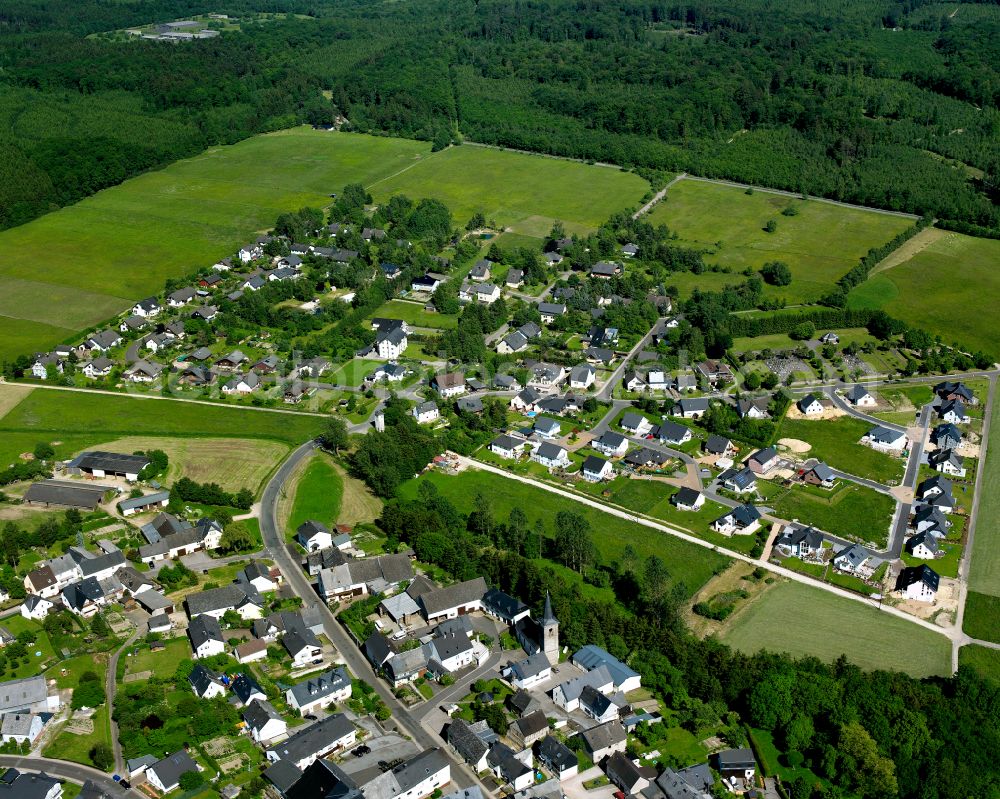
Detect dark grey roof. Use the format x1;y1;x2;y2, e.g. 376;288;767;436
672;487;702;507
148;750;198;790
620;413;647;431
657;420;689;443
581;720;627;752
420;577;487;616
266;713;355;763
189;664;224;696
287;667;351;707
118;491;170;512
582;455;609;475
187;584;261;617
483;588;528;620
448;718;490;765
905;531;939;555
264;760;303;794
187;615;224;649
896;564;940;593
67;451;150;474
535;442;566;462
243;698;283;731
705;434;732;454
0;770;62;799
24;480;110;510
232;673;265;704
538;735;576;772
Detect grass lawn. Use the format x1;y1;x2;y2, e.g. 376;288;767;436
328;359;384;387
968;384;1000;603
0;384;324;453
647;179;913;305
963;592;1000;644
873;384;934;425
777;415;905;484
848;231;1000;357
770;482;896;545
0;128;432;363
397;468;729;599
958;644;1000;684
371;299;458;330
43;703;112;770
749;727;829;788
732;328;877;355
123;637;191;680
0;616;57;679
82;435;288;495
370;145;650;237
331;460;383;527
720;580;951;677
286;452;344;536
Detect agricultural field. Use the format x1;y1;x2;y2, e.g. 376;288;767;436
848;231;1000;357
0;128;431;363
397;467;729;599
330;461;383;527
777;415;906;483
965;382;1000;642
770;483;896;545
720;580;952;677
0;385;324;460
369;145;650;237
370;299;458;330
86;436;288;494
647;179;913;304
286;452;343;536
958;644;1000;685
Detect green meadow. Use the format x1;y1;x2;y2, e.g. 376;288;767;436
647;179;913;304
849;231;1000;356
721;580;951;677
0;128;430;363
965;385;1000;642
369;145;650;237
0;384;324;465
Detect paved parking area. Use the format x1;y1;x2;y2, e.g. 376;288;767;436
337;734;420;777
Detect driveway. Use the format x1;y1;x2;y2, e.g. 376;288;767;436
561;765;616;799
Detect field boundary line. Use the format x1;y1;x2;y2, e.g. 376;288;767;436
365;149;443;190
869;226;947;278
2;381;328;418
456;455;952;639
680;175;920;219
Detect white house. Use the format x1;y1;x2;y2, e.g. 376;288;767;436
593;431;629;457
582;455;614;482
285;667;352;715
222;372;260;395
243;699;288;744
0;711;44;745
132;297;161;318
376;327;408;360
896;565;939;602
296;521;333;552
188;616;226;659
670;487;705;511
538;303;567;324
905;532;938;560
845;385;877;407
619;413;652;437
433;373;467;398
710;505;761;535
489;434;525;460
146;751;200;793
569;364;596;390
797;394;824;415
533;417;561;439
413;401;440;424
832;544;869;574
531;442;570;469
189;664;227;699
861;425;907;453
20;595;54;621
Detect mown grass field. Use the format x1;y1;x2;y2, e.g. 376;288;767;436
397;467;729;598
771;483;896;544
328;359;384;387
287;452;343;534
86;435;289;494
0;128;431;363
966;381;1000;641
731;327;877;355
0;385;323;465
777;415;906;483
370;145;650;237
958;644;1000;684
848;231;1000;356
43;703;112;768
720;580;952;677
370;299;458;330
646;179;913;304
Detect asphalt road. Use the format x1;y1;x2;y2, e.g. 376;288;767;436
257;440;485;791
0;756;141;797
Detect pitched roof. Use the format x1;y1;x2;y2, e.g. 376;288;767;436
896;564;940;593
148;750;198;789
448;718;490;765
420;577;487;616
187;615;224;649
266;713;355;764
287;667;351;707
581;720;626;752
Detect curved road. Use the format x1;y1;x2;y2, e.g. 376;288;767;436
0;756;142;797
257;441;486;791
107;629;141;775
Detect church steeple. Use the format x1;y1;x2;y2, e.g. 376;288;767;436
541;591;559;666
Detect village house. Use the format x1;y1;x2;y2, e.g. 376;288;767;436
569;363;596;389
538;302;567;324
296;520;332;552
189;664;227;699
719;466;757;495
896;564;940;602
594;431;629;457
673;398;710;419
581;720;627;763
736;397;770;419
776;524;824;558
905;531;939;560
802;462;836;488
657;420;692;446
938;399;968;424
582;455;614;482
188;615;226;659
929;448;966;477
146;751;200;794
433;372;467;397
489;434;526;460
833;544;870;574
695;360;733;386
797;394;824;415
861;425;907;453
711;504;761;535
845;385;877;407
671;487;704;511
413;401;440;424
532;442;570;470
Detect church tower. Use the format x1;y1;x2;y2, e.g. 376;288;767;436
541;591;560;666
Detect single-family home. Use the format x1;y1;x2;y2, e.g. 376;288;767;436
657;420;692;446
376;327;409;360
671;487;704;511
776;525;824;558
534;417;561;439
488;434;525;460
905;531;939;560
861;425;907;453
711;504;761;535
123;360;163;384
580;684;620;723
264;713;357;770
488;743;534;792
833;544;869;574
917;475;953;503
510;388;541;413
580;720;627;763
507;653;552;691
569;364;596;389
146;751;200;794
606;752;655;795
187;615;226;659
30;354;63;380
433;373;466;398
938;399;968;424
538;303;567;324
935;381;974;404
222;372;260;395
232;674;267;707
186;584;264;620
845;385;877;407
167;287;197;307
447;718;491;773
538;735;578;780
704;435;736;459
912;505;950;534
497;331;528;355
411;273;443;293
282;628;323;668
695;360;733;386
673;398;710;419
417;577;487;623
81;357;114;379
802;461;837;488
590;261;621;279
243;699;287;744
929;448;966;478
581;455;614;482
736;397;770;419
716;749;757;791
188;664;227;699
747;447;779;474
20;595;54;621
296;520;332;552
508;710;549;749
797;394;824;416
532;442;570;470
286;667;352;715
622;371;646;393
896;564;940;602
719;467;757;495
593;431;629;457
132;297;161;318
413;401;440;425
932;423;963;450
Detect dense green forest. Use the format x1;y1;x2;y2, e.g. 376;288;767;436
1;0;1000;230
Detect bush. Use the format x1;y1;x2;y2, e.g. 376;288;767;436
760;261;792;287
179;771;205;790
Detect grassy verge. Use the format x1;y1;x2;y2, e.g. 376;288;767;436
777;415;906;484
